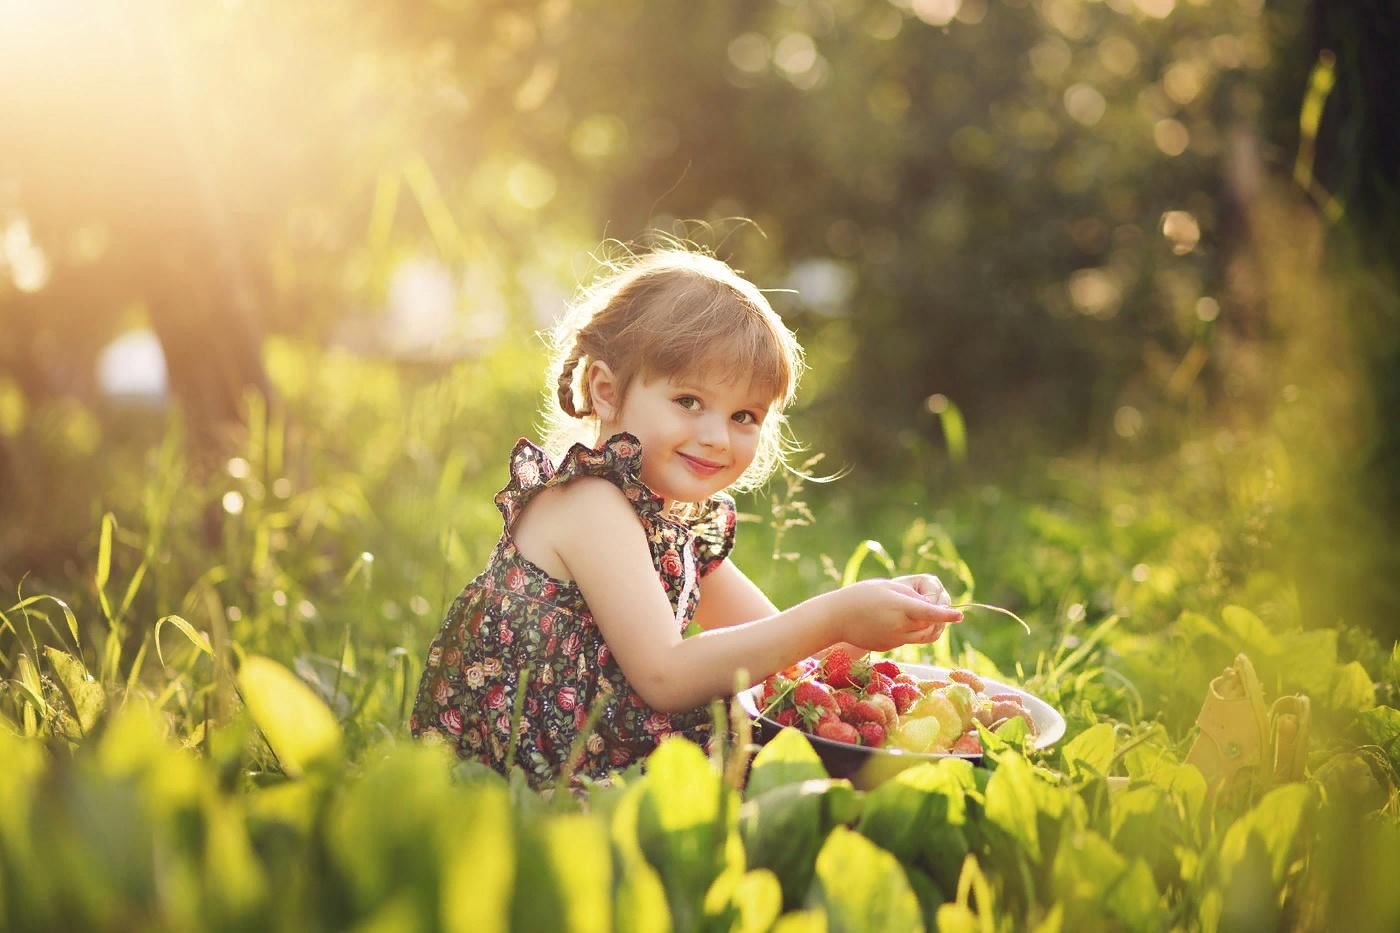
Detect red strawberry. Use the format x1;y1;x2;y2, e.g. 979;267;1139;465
821;648;855;688
762;675;792;704
851;700;885;724
774;708;798;728
834;690;860;721
858;722;886;748
820;647;872;690
867;693;899;728
952;731;983;755
872;660;902;679
867;672;894;696
815;718;860;745
890;683;921;714
894;673;918;686
793;681;837;713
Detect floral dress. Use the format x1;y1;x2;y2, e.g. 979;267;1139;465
408;431;738;789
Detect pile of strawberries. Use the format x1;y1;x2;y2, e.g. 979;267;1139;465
758;649;1033;756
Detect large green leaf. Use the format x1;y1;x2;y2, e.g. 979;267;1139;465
1219;783;1313;885
1329;662;1375;710
637;738;740;930
983;753;1063;862
703;867;783;933
857;760;975;893
42;647;105;736
741;778;859;908
1050;829;1160;931
809;826;922;933
237;655;342;777
512;813;611;933
1060;723;1115;780
611;781;673;933
747;727;830;798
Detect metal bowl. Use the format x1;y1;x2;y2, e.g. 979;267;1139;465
736;662;1066;788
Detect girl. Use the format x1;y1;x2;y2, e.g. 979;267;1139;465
409;248;962;789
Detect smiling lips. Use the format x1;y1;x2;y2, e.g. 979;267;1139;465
679;452;726;476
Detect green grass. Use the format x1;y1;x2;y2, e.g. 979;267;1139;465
1;337;1397;931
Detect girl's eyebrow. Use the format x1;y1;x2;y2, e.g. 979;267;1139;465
674;381;770;411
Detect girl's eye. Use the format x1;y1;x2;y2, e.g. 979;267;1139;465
732;411;759;425
675;396;701;411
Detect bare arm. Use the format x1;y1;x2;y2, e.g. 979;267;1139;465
691;558;868;661
553;479;956;712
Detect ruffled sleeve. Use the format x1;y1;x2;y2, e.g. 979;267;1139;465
690;493;738;577
493;431;666;530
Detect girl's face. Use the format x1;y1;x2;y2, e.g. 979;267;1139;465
597;370;772;506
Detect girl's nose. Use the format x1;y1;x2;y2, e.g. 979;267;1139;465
698;414;729;450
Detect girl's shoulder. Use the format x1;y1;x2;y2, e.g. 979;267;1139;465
494;432;665;532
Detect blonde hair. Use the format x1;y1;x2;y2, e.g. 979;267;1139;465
542;246;805;493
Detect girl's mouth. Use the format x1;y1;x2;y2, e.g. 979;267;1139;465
679;453;725;476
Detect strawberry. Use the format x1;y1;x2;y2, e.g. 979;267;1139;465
866;672;894;696
793;681;837;713
988;692;1025;705
867;693;899;728
815;718;860;745
762;675;793;705
948;669;985;693
894;673;919;686
858;721;886;748
820;647;872;689
872;660;902;679
774;708;798;728
851;699;885;724
951;731;983;755
890;683;921;715
918;679;951;695
834;689;860;721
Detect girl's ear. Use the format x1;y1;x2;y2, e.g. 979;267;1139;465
584;360;621;422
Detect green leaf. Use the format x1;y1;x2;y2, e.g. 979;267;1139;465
154;614;214;668
809;826;922;933
1061;723;1115;779
741;778;858;908
1219;606;1280;656
1329;661;1375;710
5;594;81;651
236;655;342;777
770;910;829;933
637;738;738;930
42;647;105;734
704;868;783;933
1219;784;1313;885
1357;706;1400;768
513;814;612;933
1274;629;1338;696
1051;829;1160;931
857;760;975;895
611;782;673;933
984;753;1061;861
95;512;116;624
841;539;897;587
747;727;829;798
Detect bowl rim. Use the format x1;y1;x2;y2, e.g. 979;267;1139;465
736;661;1067;760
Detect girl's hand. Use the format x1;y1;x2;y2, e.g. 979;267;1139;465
827;577;963;653
893;573;958;644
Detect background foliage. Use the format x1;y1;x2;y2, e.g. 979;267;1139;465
1;0;1397;930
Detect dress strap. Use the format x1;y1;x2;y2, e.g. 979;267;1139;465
493;431;666;530
691;493;738;577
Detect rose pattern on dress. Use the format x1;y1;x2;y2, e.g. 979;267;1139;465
408;432;738;790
